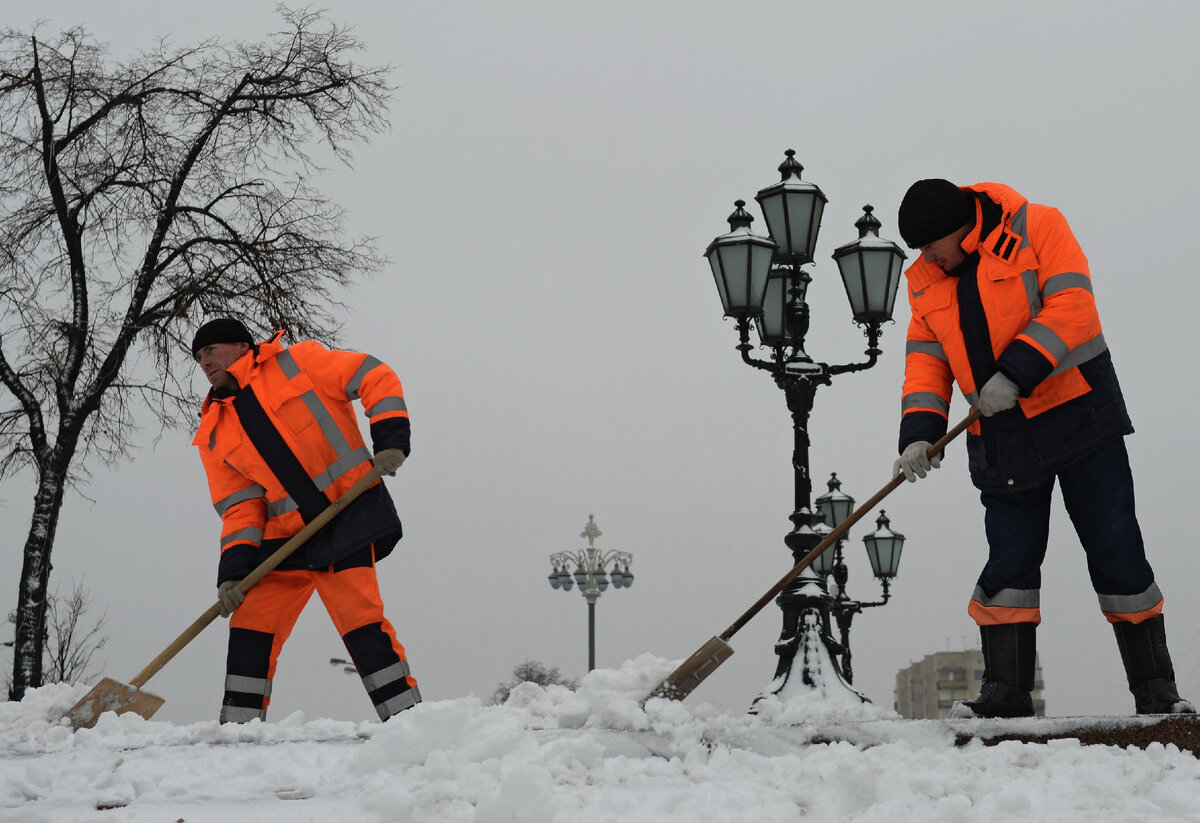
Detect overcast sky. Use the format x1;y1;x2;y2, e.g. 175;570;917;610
2;0;1199;723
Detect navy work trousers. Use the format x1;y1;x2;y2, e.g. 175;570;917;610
976;437;1156;607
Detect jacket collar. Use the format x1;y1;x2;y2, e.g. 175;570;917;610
958;197;985;257
962;182;1029;263
199;329;287;413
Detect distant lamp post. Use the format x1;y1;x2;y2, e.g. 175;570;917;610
703;149;907;702
814;473;907;683
329;657;356;675
548;514;634;671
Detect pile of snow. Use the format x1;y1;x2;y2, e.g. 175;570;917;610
3;654;1200;822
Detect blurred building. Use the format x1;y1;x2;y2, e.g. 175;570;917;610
894;649;1045;719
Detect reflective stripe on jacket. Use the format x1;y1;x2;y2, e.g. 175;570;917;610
193;331;408;583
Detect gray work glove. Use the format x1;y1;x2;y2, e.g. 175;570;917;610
217;581;245;618
893;440;941;483
373;448;407;476
978;372;1019;417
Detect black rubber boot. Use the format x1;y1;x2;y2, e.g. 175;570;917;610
951;623;1036;719
1113;615;1195;715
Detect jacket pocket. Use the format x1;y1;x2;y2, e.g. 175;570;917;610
1029;396;1103;465
211;424;257;477
265;372;321;438
986;268;1037;321
966;431;995;480
912;283;953;318
967;415;1041;491
911;285;958;341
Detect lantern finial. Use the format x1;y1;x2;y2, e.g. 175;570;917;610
727;200;754;230
855;205;882;238
778;149;804;181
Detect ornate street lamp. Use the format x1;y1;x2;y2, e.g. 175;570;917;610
758;264;809;348
815;472;855;529
704;200;776;319
813;475;907;684
863;510;905;583
704;149;907;703
832;205;908;326
754;150;827;264
548;515;634;672
810;521;836;576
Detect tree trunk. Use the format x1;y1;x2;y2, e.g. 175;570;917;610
9;459;69;701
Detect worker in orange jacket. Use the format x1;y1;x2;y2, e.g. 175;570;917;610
893;179;1192;717
191;318;420;722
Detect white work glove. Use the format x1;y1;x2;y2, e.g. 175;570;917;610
217;581;245;618
373;448;407;476
893;441;941;483
978;372;1020;417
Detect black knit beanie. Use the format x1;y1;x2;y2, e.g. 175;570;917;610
897;179;974;248
191;318;255;357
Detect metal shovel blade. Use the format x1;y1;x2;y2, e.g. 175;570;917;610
645;635;735;703
65;677;166;730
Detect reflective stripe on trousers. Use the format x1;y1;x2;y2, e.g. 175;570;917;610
224;547;416;722
360;658;422;719
220;704;267;723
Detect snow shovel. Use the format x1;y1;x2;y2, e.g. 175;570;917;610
646;409;981;703
65;468;384;730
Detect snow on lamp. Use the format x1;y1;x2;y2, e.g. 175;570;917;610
705;200;776;319
754;149;827;265
862;510;905;580
831;205;907;325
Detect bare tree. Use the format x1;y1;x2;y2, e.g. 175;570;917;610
4;579;109;691
43;580;109;685
0;7;390;700
492;660;579;705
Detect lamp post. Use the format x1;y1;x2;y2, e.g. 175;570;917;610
814;473;906;685
329;657;356;675
548;514;634;672
704;149;907;702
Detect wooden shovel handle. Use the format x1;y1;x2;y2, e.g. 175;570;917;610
129;469;383;688
719;409;981;642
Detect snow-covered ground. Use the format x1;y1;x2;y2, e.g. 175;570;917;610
3;654;1200;823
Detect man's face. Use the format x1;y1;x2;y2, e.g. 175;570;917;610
195;342;250;390
917;224;972;271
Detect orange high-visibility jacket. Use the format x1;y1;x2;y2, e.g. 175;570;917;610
193;331;409;583
901;182;1107;436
